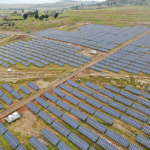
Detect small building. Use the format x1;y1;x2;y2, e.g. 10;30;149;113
5;112;21;123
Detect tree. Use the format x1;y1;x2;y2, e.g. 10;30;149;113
34;9;38;15
23;13;28;20
14;11;17;14
35;14;39;19
12;22;15;26
54;13;58;19
22;9;24;13
39;15;44;20
45;15;49;18
42;15;45;18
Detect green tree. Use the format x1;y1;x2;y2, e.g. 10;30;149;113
54;13;58;19
12;22;15;26
35;14;39;19
23;13;28;20
39;15;44;20
45;15;49;18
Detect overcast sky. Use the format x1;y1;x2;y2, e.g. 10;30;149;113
0;0;104;4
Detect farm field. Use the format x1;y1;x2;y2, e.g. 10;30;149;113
0;5;150;150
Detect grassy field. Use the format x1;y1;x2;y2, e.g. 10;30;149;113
0;6;150;33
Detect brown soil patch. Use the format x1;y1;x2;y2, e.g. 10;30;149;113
35;79;50;89
17;105;28;113
67;113;81;122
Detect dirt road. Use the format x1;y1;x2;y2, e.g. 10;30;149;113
0;29;150;120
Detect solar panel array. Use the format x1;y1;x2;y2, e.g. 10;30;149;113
52;87;65;98
36;97;49;108
19;85;31;95
0;36;93;68
34;24;149;53
128;143;143;150
26;102;40;114
28;82;39;91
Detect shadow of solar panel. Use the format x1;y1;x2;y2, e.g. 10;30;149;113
114;95;132;106
52;121;70;137
120;115;143;129
19;86;31;95
94;111;114;125
28;82;39;91
66;79;79;88
72;90;87;100
97;137;119;150
0;123;7;135
120;90;138;101
1;94;13;105
34;62;43;68
79;85;93;95
135;134;150;148
36;97;49;108
108;100;127;112
64;95;79;105
38;110;54;125
41;128;60;146
3;131;20;149
29;136;48;150
2;83;13;92
105;129;129;147
16;144;26;150
70;108;88;121
68;132;90;150
26;102;40;114
56;100;72;111
47;105;63;117
44;92;58;102
57;141;72;150
77;125;99;142
0;90;4;97
61;114;79;129
92;92;109;103
104;84;120;93
52;87;65;98
78;102;95;114
128;143;143;150
86;117;107;133
132;103;150;115
125;86;142;96
59;84;73;92
99;88;115;98
90;65;102;72
11;90;22;100
101;105;121;118
126;108;148;122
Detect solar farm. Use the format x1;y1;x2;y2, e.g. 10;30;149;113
0;21;150;150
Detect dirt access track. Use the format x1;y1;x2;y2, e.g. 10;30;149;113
0;29;150;120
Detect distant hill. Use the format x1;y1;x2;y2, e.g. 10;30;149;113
105;0;150;5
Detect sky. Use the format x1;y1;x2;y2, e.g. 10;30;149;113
0;0;104;4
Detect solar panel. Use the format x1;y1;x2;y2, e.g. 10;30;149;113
104;84;120;93
66;79;79;88
28;82;39;91
114;95;132;106
16;144;26;150
47;105;63;117
90;65;102;72
142;92;150;99
85;81;99;91
120;115;143;129
3;131;20;149
0;123;7;135
128;143;143;150
38;110;54;124
70;108;88;121
92;92;109;103
41;128;60;146
26;102;40;114
108;100;127;112
67;132;90;150
99;88;115;98
105;129;129;147
142;125;150;135
51;121;70;137
97;137;119;150
135;134;150;148
57;141;72;150
29;136;48;150
11;90;22;100
19;86;31;95
126;108;148;122
44;92;58;102
120;90;138;101
85;97;102;109
52;87;65;98
59;83;73;92
78;102;95;114
137;98;150;107
1;94;13;105
2;83;13;92
56;100;72;111
0;105;2;109
36;97;49;108
72;90;87;100
125;86;143;96
94;111;114;125
64;95;79;105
